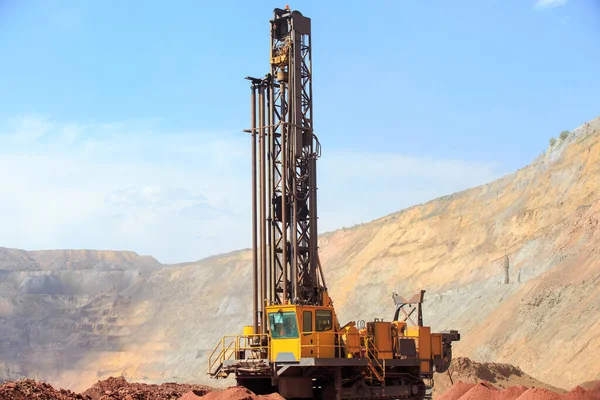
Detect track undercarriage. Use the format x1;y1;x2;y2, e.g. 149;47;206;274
219;352;437;400
234;365;428;400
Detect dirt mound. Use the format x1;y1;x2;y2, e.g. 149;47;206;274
179;391;208;400
82;376;214;400
438;381;476;400
433;357;564;397
514;387;560;400
557;386;600;400
439;382;600;400
0;378;285;400
452;383;530;400
459;382;500;400
196;386;285;400
451;358;523;382
501;386;529;400
0;379;86;400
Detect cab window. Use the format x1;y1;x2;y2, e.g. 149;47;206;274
315;310;333;332
269;311;299;339
303;311;313;333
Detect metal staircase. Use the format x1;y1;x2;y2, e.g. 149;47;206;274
208;334;270;378
207;336;238;378
364;337;385;383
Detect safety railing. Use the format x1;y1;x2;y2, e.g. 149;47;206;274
208;331;420;380
364;336;385;382
297;332;385;382
207;333;270;377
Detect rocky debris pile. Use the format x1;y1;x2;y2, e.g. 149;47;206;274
433;357;564;397
0;379;286;400
181;386;285;400
0;379;87;400
438;381;600;400
0;376;218;400
82;376;214;400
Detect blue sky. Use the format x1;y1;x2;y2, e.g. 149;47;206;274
0;0;598;263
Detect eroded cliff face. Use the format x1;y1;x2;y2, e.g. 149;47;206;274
321;117;600;388
0;249;162;386
0;117;598;391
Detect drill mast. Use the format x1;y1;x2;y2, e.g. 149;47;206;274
248;7;325;334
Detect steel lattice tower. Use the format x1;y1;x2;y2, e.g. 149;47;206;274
247;7;325;333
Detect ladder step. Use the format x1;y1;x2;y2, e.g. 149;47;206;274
367;360;384;382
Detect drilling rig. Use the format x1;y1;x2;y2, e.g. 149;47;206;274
208;6;460;400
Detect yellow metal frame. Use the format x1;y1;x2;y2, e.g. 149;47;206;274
298;330;340;358
208;305;441;381
207;333;270;376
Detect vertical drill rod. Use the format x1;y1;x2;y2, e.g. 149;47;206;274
259;85;267;329
251;86;258;332
281;80;288;304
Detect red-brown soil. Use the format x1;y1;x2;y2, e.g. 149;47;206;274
437;381;477;400
2;373;599;400
81;376;214;399
0;377;214;400
190;386;285;400
0;379;87;400
0;379;284;400
433;357;565;397
440;381;600;400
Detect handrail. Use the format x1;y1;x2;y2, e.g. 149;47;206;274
364;336;385;382
296;331;386;382
210;330;417;381
207;334;270;377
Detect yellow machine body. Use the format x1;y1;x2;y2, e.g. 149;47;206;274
209;295;459;399
367;321;394;359
263;304;447;369
341;324;360;357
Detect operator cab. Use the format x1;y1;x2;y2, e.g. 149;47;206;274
266;304;336;362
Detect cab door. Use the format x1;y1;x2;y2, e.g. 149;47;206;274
315;308;335;358
268;308;301;362
300;309;315;358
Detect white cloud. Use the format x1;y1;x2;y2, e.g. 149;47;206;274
0;115;249;263
534;0;567;10
10;115;53;144
0;115;505;264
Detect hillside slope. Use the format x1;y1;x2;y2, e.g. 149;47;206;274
321;116;600;387
0;116;598;392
